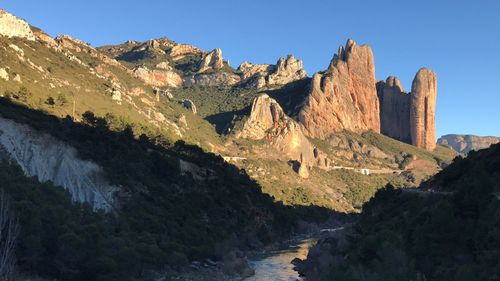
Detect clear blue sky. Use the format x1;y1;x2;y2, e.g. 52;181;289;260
2;0;499;137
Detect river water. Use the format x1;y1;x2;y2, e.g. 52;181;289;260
244;237;316;281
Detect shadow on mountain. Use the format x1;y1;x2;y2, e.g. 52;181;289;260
266;78;311;117
0;98;346;281
205;107;250;134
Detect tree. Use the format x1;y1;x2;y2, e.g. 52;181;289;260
0;190;19;280
45;96;55;106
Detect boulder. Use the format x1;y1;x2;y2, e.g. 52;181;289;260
182;99;197;114
298;159;310;178
0;10;35;40
410;68;437;150
298;39;380;138
0;68;9;81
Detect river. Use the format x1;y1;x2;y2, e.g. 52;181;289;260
244;237;316;281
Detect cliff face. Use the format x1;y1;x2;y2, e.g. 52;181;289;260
0;116;117;210
297;39;380;138
0;10;35;40
410;68;437;150
437;134;500;153
377;76;411;143
377;69;437;150
237;94;330;170
238;55;307;88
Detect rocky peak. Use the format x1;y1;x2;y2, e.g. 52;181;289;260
298;39;380;138
197;48;224;73
237;94;330;169
0;10;36;40
55;35;92;52
267;55;307;85
410;68;437;150
238;55;307;88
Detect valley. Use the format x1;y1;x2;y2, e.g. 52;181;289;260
0;6;498;281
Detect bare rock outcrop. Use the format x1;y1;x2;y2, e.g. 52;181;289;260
377;76;411;142
182;99;197;114
298;39;380;138
238;55;307;88
168;44;204;60
198;48;225;73
133;66;182;88
410;68;437;150
0;116;117;210
0;10;35;40
437;134;500;153
268;55;307;85
237;94;330;169
183;72;240;87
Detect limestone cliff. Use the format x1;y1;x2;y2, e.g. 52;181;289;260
197;48;225;73
0;116;117;210
133;66;183;88
237;94;330;169
410;68;437;150
437;134;500;153
0;10;35;40
297;39;380;138
238;55;307;88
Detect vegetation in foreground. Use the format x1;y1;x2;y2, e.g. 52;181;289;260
0;100;332;281
300;143;500;281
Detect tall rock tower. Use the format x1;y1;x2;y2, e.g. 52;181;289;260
410;68;437;150
378;68;437;150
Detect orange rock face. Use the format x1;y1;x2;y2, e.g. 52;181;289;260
410;68;437;150
377;69;437;151
298;39;380;138
237;94;331;169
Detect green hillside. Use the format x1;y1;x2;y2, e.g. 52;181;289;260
300;143;500;281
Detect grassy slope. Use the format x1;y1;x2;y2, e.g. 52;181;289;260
0;35;221;148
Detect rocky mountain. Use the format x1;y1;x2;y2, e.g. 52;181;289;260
236;94;330;177
99;39;306;89
377;68;437;150
295;39;437;151
238;55;307;88
297;39;380;138
0;9;35;40
0;8;460;280
437;134;500;153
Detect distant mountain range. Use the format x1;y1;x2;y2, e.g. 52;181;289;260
437;134;500;153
